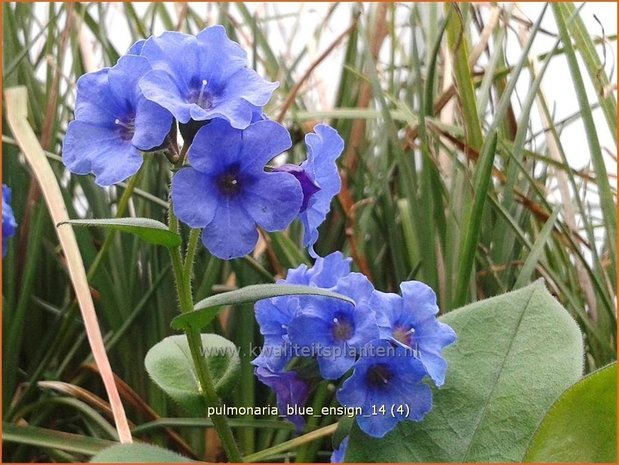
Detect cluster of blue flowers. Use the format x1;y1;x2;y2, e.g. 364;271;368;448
2;184;17;257
253;252;456;457
62;26;343;259
60;23;457;461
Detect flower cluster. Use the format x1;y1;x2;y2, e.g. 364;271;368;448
2;184;17;257
62;26;343;259
253;252;456;449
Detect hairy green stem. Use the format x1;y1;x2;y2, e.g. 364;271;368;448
168;207;243;462
183;228;201;282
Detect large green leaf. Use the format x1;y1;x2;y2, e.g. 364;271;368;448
171;284;355;331
90;443;192;462
346;281;584;462
58;218;182;248
144;334;240;414
525;363;616;462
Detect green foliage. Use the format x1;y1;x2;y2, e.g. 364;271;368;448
59;218;182;248
525;363;617;463
90;443;191;463
172;284;354;331
346;282;584;462
145;334;240;413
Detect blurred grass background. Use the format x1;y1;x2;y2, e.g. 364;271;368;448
2;2;616;462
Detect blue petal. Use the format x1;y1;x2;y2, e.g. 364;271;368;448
317;348;355;380
288;312;332;349
127;38;145;55
284;251;352;288
132;97;173;150
356;410;399;438
255;296;299;337
108;54;151;105
187;120;244;174
243;171;302;232
238;120;292;172
299;125;344;256
141;31;198;88
220;66;279;108
400;280;439;320
140;70;194;123
74;69;127;126
416;320;456;386
330;436;349;463
106;55;173;150
171;168;218;228
2;185;17;257
200;199;258;259
196;25;247;70
62;121;142;186
370;290;405;339
255;366;310;432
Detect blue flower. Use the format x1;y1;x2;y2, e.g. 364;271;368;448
139;26;277;129
330;436;349;463
337;339;432;438
254;364;310;432
62;55;173;186
276;125;344;257
372;281;456;386
287;272;378;379
171;119;302;259
2;184;17;257
253;252;352;371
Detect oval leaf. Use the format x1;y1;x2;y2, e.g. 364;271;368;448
90;443;192;462
144;334;240;414
346;281;584;462
171;284;355;331
58;218;181;248
525;363;616;462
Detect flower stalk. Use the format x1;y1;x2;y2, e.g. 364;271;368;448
168;205;243;462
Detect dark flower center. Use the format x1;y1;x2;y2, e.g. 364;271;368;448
366;363;392;388
331;314;354;341
393;324;416;347
114;118;135;141
217;166;242;196
274;164;320;212
190;79;213;110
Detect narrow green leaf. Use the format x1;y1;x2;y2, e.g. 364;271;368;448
90;443;192;463
2;422;115;456
513;206;560;289
525;363;616;462
560;3;617;143
552;4;616;273
445;3;483;149
452;132;498;307
171;284;355;331
58;218;182;248
346;282;584;462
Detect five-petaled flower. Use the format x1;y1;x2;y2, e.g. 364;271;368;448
253;252;353;372
138;26;278;130
62;55;173;186
372;281;456;386
288;272;378;379
337;339;433;438
2;184;17;257
171;119;302;259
